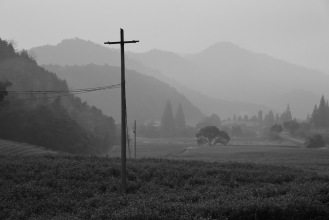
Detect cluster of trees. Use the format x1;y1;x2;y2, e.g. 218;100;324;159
0;38;116;155
161;101;186;137
232;105;293;128
139;101;195;138
140;102;226;139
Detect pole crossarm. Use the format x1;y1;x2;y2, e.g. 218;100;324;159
104;40;139;45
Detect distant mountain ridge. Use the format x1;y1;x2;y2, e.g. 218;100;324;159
31;38;329;119
130;42;326;118
30;39;274;119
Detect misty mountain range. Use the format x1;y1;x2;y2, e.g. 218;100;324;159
30;38;327;120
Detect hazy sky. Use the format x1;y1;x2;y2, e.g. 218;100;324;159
1;0;329;71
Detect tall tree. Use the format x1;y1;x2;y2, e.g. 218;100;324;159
281;104;292;122
174;103;186;128
317;95;327;127
161;100;175;137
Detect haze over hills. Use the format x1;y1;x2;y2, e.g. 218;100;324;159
30;39;272;119
30;38;166;80
30;38;329;119
44;64;204;126
131;42;327;118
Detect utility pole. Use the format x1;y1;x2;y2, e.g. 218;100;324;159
134;120;137;158
104;29;139;194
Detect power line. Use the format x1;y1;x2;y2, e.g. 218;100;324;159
0;83;122;102
2;83;122;95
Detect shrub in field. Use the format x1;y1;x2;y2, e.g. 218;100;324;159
306;134;326;148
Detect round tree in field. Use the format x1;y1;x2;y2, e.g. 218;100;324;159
195;126;230;146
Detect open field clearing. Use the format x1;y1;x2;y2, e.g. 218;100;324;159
1;155;329;219
0;139;57;156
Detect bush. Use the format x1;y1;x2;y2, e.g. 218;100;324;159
306;134;326;148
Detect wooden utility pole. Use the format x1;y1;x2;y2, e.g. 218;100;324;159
104;29;139;194
134;120;137;158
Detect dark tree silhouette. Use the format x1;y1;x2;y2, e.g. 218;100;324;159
196;126;230;146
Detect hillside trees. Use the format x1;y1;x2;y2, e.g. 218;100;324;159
0;38;116;154
0;38;16;60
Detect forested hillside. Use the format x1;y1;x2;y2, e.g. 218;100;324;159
0;38;116;155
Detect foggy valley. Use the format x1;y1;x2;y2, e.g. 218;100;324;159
1;0;329;219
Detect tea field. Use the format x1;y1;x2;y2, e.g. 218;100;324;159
1;154;329;219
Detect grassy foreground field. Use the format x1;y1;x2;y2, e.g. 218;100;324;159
1;155;329;219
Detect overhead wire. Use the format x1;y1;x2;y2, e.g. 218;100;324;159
2;83;122;94
0;83;122;102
